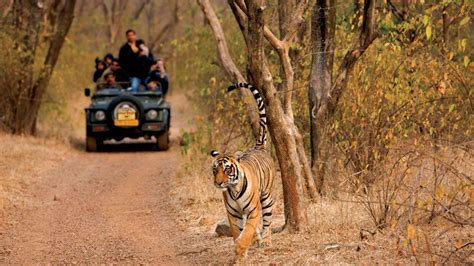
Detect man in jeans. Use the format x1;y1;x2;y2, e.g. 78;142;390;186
118;29;141;92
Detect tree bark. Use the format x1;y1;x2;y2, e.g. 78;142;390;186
309;0;336;193
28;0;76;134
309;0;377;193
12;0;43;134
10;0;76;135
231;0;318;200
245;0;309;231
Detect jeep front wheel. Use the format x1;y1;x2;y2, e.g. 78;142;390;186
86;136;102;152
156;129;169;151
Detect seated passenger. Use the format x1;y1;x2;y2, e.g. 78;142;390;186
103;53;114;67
93;59;106;82
111;58;128;82
146;80;162;94
145;59;169;95
102;58;128;83
102;72;123;90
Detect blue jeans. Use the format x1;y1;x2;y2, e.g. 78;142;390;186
130;77;141;92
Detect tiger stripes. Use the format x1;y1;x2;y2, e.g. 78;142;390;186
211;82;275;262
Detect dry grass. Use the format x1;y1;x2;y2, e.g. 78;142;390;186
172;143;473;264
0;133;71;227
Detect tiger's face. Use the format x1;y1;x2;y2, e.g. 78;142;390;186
211;151;241;191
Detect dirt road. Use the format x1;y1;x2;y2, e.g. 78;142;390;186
1;93;191;264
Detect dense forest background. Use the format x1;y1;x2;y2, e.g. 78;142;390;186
0;0;472;263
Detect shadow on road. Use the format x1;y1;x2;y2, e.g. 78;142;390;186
99;141;161;152
69;136;170;153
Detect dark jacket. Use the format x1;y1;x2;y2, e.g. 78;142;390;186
93;69;104;82
118;43;140;77
137;52;154;80
113;67;128;82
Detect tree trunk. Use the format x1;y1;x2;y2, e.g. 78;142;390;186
12;0;43;134
309;0;377;193
309;0;336;193
245;0;308;232
203;0;315;231
10;0;76;135
28;0;76;134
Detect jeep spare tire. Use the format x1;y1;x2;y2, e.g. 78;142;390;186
107;95;145;127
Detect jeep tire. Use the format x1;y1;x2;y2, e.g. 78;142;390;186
156;128;169;151
86;135;103;152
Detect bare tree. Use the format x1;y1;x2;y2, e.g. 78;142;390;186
309;0;377;193
2;0;76;134
100;0;129;51
199;0;318;232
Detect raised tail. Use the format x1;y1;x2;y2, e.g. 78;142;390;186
227;82;267;148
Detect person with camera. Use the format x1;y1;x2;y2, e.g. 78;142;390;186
145;58;169;96
118;29;141;92
136;39;154;87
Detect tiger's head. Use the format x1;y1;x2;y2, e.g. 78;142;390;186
210;150;243;191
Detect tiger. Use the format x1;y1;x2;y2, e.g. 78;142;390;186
211;82;275;262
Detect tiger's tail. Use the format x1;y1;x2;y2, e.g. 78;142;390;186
227;82;267;148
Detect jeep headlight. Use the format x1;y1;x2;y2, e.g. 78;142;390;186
146;109;158;120
94;110;106;121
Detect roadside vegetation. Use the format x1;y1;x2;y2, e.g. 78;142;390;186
0;0;471;264
174;1;473;264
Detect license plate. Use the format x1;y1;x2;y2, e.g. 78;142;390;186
114;119;139;126
115;107;137;127
117;110;136;120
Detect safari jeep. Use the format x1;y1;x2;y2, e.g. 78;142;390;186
84;84;170;151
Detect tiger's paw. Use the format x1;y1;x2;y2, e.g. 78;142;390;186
258;230;272;248
233;254;246;265
234;243;248;264
252;232;263;248
259;237;272;248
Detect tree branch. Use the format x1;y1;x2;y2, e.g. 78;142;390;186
2;0;14;19
281;0;310;43
197;0;260;137
150;21;173;51
386;0;405;21
231;0;299;116
132;0;151;20
329;0;377;114
233;0;283;51
34;0;76;98
228;0;248;45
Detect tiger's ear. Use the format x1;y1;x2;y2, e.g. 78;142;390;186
210;150;220;157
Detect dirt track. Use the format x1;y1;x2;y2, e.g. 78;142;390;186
1;94;191;264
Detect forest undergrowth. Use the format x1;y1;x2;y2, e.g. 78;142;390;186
173;2;473;263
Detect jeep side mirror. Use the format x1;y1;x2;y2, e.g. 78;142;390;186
84;88;91;97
